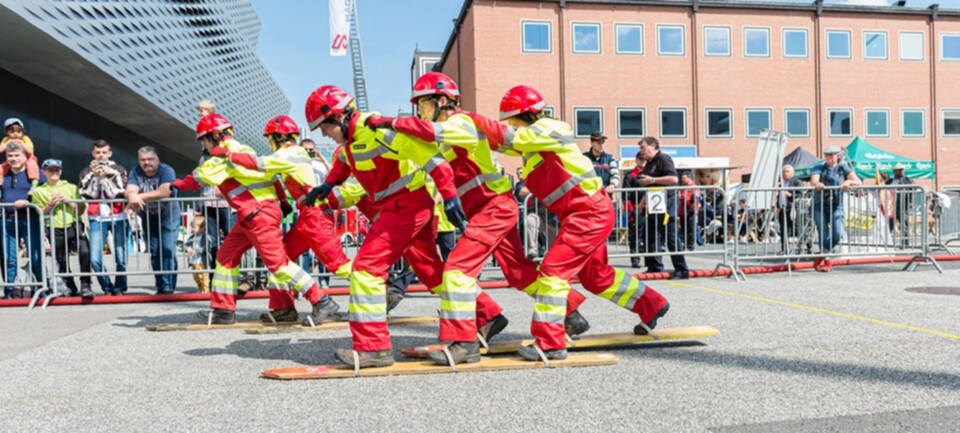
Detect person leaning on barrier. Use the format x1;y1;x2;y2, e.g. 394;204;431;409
678;170;702;251
777;164;804;252
621;152;648;268
79;140;129;296
33;159;94;298
125;146;181;294
810;145;861;272
0;141;44;298
697;170;725;243
583;131;620;196
885;163;915;248
636;136;690;280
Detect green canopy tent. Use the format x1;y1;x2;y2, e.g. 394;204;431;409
795;136;936;180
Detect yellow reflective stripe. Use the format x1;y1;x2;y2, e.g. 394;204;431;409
373;173;417;201
334;261;352;278
226;180;274;199
521;280;538;297
456;173;504;196
352;145;392;162
351;270;385;296
543;171;599;206
423;154;445;173
432;122;445;145
533;276;569;324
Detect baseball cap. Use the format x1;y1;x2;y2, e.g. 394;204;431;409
824;145;843;155
4;118;23;129
589;131;607;141
41;159;63;170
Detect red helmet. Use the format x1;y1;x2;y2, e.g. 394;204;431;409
498;85;546;121
196;113;233;139
410;72;460;103
263;115;299;136
305;85;354;130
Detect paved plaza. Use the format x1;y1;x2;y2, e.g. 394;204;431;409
2;257;959;433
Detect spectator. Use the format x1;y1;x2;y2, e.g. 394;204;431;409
300;138;331;287
197;99;216;117
810;145;861;272
885;163;915;248
78;140;129;295
186;215;209;293
777;164;804;252
32;159;94;298
677;170;702;250
583;131;620;196
513;167;541;258
621;152;647;268
0;118;40;192
697;170;725;242
125;146;180;294
636;136;690;280
0;141;44;298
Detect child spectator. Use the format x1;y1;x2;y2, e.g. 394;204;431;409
186;215;209;293
0;118;40;192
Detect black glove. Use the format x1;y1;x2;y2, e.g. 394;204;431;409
280;200;294;218
303;182;333;207
443;197;468;231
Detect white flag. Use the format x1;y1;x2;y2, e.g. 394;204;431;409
329;0;350;56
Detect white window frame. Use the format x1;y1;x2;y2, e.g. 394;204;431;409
743;27;771;58
542;106;556;118
616;107;646;138
521;20;553;54
782;28;809;58
827;108;854;137
745;108;773;138
573;107;604;138
784;108;811;138
899;31;924;61
703;25;731;57
900;108;926;138
826;29;852;59
864;108;890;138
659;107;688;139
941;33;960;61
863;30;888;60
942;109;960;137
657;24;686;56
705;107;733;139
614;23;644;55
571;21;602;54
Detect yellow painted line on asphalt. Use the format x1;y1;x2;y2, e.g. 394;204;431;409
666;281;960;342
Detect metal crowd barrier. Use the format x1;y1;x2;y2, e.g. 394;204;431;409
0;203;47;306
930;186;960;254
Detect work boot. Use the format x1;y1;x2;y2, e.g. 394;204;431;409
301;297;340;326
386;292;403;314
564;309;591;337
634;302;670;335
80;284;95;299
630;257;641;268
426;341;482;366
196;308;236;325
259;308;299;323
478;314;509;343
334;348;395;369
517;344;568;361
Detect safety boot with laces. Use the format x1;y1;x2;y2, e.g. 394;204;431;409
301;297;340;326
478;314;509;343
334;348;395;368
426;341;481;366
564;309;590;337
634;302;670;335
517;344;568;361
259;308;299;323
196;308;236;325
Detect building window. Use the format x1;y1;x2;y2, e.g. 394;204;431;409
864;31;888;60
658;25;685;56
745;109;772;137
744;27;770;57
615;24;643;54
522;21;552;53
943;109;960;137
827;30;851;59
617;108;645;138
572;22;601;54
901;109;925;137
785;109;810;137
705;108;732;138
659;108;687;138
573;107;603;138
828;109;853;136
542;106;556;118
704;26;730;56
783;29;808;58
865;109;889;137
899;32;924;61
941;34;960;61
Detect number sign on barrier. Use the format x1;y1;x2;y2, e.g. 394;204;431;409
647;189;667;214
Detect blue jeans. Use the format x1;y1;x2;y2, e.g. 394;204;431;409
146;219;178;292
813;203;845;254
89;219;129;293
2;212;43;297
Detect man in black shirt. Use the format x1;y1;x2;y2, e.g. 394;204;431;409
636;137;689;279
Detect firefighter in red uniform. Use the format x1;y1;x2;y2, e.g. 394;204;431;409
171;113;324;324
470;85;670;361
364;72;590;365
210;115;351;324
302;85;505;368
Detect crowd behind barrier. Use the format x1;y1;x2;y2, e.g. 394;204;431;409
4;183;956;307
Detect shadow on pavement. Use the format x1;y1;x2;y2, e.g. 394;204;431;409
182;335;440;365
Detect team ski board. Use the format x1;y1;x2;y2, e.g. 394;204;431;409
146;316;437;333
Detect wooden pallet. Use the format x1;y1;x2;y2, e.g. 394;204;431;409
401;326;719;358
261;353;619;380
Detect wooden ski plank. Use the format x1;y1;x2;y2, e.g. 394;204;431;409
261;353;619;380
401;326;719;358
246;316;439;335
